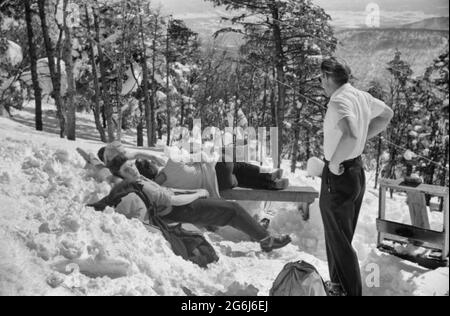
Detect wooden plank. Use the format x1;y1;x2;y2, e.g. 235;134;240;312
377;219;446;250
381;233;443;252
379;178;449;197
378;186;387;247
220;186;319;204
378;244;448;270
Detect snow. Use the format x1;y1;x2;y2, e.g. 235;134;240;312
404;150;417;161
4;41;23;67
0;104;448;296
0;41;23;93
19;59;68;97
121;64;143;96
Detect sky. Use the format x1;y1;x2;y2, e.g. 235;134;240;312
155;0;450;16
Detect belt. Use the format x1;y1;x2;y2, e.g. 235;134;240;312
324;156;362;168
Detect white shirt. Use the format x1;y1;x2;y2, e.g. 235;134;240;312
162;159;221;199
324;83;388;161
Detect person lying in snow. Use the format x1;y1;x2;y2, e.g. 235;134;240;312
76;148;119;185
77;144;165;186
89;154;292;253
100;141;166;169
96;142;289;199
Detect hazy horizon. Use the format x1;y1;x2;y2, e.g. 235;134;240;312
155;0;449;16
152;0;449;38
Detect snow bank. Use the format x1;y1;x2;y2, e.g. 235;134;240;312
0;113;448;296
0;121;326;296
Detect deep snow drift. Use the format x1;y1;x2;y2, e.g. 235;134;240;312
0;105;448;296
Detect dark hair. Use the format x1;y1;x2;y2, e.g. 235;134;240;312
135;159;159;181
98;147;106;163
108;154;128;178
321;57;352;86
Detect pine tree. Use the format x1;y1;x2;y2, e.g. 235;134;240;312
384;50;416;179
24;0;43;131
416;48;449;188
37;0;66;138
206;0;336;168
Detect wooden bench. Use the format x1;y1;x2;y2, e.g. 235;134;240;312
77;148;320;221
377;178;449;269
220;186;319;221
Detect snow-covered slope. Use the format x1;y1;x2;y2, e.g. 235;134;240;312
0;104;448;296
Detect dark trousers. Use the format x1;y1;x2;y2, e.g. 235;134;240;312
319;157;366;297
165;199;269;241
215;162;275;191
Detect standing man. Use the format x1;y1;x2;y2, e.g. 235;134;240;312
319;58;393;296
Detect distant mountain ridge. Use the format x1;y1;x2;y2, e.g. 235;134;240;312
152;1;449;92
336;28;449;90
156;0;449;16
399;16;449;31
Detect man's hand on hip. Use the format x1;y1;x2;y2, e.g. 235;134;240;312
196;189;210;199
329;163;345;176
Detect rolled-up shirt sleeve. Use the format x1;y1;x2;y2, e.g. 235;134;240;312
141;180;173;215
369;95;389;120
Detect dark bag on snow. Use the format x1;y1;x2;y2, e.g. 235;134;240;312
88;181;219;268
167;224;219;268
270;261;327;296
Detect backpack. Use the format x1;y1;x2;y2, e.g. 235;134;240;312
88;181;219;269
270;261;327;296
167;224;219;268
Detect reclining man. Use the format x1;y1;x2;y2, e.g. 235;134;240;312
97;143;289;199
89;154;292;253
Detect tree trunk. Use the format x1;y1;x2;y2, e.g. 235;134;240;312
375;135;382;188
157;113;163;140
139;14;152;147
441;138;449;187
180;97;185;127
149;16;158;147
234;63;241;163
291;123;300;174
306;128;311;160
270;66;277;127
62;0;76;141
24;0;43;131
291;98;301;173
93;4;115;142
271;5;286;169
261;72;268;125
38;0;65;138
137;101;144;147
249;70;256;127
116;7;127;142
85;5;106;143
165;23;172;146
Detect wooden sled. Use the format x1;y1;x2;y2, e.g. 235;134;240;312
377;178;449;269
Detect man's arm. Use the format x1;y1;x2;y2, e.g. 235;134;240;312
367;107;394;140
127;152;166;166
329;117;359;175
170;189;209;206
171;188;202;194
